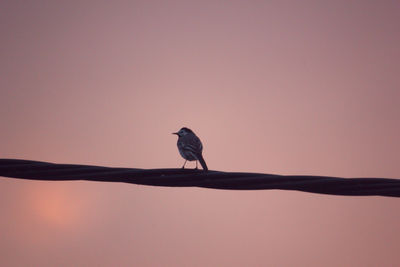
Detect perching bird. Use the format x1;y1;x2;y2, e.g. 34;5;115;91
172;127;208;171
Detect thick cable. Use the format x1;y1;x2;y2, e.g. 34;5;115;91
0;159;399;197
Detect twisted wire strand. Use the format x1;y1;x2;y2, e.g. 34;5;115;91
0;159;399;197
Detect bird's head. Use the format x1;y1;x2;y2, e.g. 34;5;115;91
172;127;193;137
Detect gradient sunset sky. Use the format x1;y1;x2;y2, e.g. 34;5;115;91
1;1;400;266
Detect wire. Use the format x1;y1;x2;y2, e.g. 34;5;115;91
1;159;399;197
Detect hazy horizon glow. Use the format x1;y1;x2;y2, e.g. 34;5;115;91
1;1;399;266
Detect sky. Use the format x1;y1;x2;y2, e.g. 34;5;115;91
1;0;400;266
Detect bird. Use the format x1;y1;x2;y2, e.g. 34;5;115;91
172;127;208;171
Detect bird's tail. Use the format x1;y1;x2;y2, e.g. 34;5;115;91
197;154;208;171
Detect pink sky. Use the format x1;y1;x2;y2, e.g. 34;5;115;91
1;0;400;266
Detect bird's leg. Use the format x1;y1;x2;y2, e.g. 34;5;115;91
182;160;187;169
195;161;198;170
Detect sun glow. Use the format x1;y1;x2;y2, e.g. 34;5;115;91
28;184;81;227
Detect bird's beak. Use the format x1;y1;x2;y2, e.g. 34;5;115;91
172;132;178;135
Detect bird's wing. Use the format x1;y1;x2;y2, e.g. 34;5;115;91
181;136;203;154
189;138;203;152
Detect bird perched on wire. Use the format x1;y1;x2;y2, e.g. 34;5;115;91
173;127;208;171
